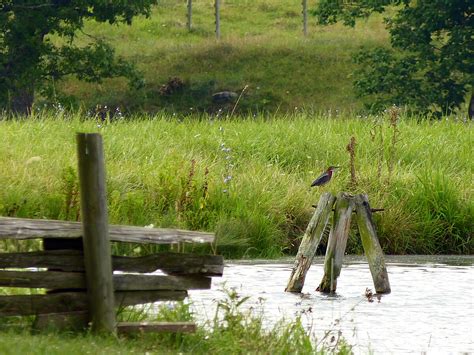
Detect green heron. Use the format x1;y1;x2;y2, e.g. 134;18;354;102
311;166;340;187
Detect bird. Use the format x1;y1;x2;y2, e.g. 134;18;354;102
311;166;340;187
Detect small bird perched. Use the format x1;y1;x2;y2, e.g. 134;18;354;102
311;166;340;187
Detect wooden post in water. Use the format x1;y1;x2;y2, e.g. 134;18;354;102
215;0;220;39
354;194;391;294
317;192;354;293
285;193;336;293
187;0;192;31
77;133;116;334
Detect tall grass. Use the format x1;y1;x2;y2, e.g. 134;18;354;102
0;112;472;256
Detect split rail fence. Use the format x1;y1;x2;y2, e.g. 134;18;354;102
0;133;223;334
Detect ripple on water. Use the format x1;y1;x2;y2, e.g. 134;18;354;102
181;256;474;354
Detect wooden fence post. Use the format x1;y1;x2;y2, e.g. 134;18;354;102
354;194;391;294
215;0;220;39
302;0;308;36
77;133;116;334
317;193;354;293
285;193;335;293
187;0;192;31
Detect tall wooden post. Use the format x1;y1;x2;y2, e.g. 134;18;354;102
285;193;335;293
215;0;220;39
302;0;308;36
187;0;192;31
317;193;354;293
77;133;116;334
354;194;391;294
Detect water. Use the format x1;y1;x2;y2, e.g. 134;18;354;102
185;256;474;354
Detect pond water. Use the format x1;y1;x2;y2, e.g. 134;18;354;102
185;256;474;354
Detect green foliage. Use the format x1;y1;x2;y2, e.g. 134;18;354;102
315;0;474;116
407;172;474;254
0;112;472;256
44;0;391;114
0;0;156;113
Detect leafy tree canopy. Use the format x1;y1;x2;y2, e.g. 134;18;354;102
0;0;158;114
314;0;473;117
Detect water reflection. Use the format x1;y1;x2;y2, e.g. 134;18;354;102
186;256;474;354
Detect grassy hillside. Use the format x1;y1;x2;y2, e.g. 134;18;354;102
50;0;389;114
1;112;472;257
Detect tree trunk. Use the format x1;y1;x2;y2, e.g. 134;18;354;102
10;85;35;115
469;91;473;120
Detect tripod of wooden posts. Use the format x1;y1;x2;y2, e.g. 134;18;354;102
285;192;391;294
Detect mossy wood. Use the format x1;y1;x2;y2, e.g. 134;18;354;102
117;322;196;334
0;291;187;317
0;250;223;276
0;217;215;244
286;192;390;293
0;270;211;291
285;192;335;293
354;194;391;294
317;193;354;293
77;133;116;334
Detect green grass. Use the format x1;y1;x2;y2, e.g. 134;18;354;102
1;112;472;257
0;289;351;354
46;0;390;113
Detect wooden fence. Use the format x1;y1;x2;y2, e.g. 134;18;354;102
186;0;310;38
0;133;223;334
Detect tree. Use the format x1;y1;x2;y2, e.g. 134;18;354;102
0;0;158;115
314;0;474;117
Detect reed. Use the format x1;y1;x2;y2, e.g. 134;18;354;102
0;112;472;257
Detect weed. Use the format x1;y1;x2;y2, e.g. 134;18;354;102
60;166;80;221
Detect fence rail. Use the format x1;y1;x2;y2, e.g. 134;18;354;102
0;217;214;244
0;133;223;335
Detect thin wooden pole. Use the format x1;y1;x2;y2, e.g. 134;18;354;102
215;0;220;39
285;193;336;293
354;194;391;294
302;0;308;36
187;0;192;31
77;133;116;334
317;192;354;293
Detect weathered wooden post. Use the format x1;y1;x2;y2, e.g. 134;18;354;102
77;133;116;334
286;193;336;293
354;194;391;293
317;193;354;293
187;0;192;31
215;0;220;39
302;0;308;37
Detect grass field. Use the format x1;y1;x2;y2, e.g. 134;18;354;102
1;112;472;257
0;291;351;354
48;0;390;114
